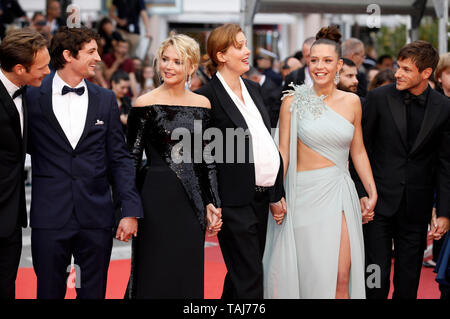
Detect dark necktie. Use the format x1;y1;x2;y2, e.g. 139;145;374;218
12;86;26;99
403;91;427;107
403;89;428;150
62;85;85;96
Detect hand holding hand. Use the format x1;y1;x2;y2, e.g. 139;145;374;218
270;197;287;225
429;216;449;241
360;196;376;224
206;204;223;237
115;217;138;242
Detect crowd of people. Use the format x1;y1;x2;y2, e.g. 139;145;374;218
0;0;449;302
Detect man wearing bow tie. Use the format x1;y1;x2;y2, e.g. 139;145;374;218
26;27;143;299
0;28;50;299
351;41;450;299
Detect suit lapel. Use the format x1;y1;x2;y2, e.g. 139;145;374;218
39;73;72;148
387;88;408;150
244;79;271;131
0;79;22;140
211;75;248;129
410;89;443;155
21;90;28;160
75;81;99;149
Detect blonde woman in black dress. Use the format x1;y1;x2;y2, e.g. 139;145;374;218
125;34;222;299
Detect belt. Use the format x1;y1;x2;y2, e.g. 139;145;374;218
255;185;271;193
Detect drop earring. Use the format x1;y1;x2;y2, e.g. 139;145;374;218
187;74;192;89
334;72;340;85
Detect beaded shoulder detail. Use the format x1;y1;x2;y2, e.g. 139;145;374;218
281;83;328;120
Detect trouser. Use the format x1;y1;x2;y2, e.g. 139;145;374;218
363;197;428;299
0;227;22;299
31;214;113;299
218;189;270;299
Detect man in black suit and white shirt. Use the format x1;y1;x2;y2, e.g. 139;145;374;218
351;41;450;299
244;67;282;128
0;28;51;299
282;37;315;92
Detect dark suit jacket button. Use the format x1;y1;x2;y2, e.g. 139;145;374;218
72;154;77;158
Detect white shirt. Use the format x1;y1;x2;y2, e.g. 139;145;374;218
216;71;280;187
52;72;88;149
47;19;59;35
0;69;24;137
258;74;266;87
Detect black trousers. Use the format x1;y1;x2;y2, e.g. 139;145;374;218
218;190;270;299
363;196;428;299
0;227;22;299
31;214;113;299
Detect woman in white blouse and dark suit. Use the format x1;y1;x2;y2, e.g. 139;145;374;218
196;24;286;299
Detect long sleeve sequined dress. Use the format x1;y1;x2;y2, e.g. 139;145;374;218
125;105;221;299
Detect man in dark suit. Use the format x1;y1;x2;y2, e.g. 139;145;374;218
0;28;50;299
282;36;315;92
351;41;450;299
342;38;368;97
26;27;143;299
244;67;282;128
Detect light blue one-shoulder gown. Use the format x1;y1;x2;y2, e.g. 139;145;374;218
263;84;366;299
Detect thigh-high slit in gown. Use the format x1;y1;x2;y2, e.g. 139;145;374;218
263;84;366;299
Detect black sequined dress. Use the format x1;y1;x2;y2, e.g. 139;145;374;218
125;105;221;299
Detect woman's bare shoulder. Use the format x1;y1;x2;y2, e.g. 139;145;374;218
134;88;161;107
189;91;211;109
339;91;361;110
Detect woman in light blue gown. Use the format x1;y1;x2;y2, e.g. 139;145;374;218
263;26;378;299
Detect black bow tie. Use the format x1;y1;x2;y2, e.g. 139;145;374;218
403;90;427;107
12;86;26;99
62;85;85;96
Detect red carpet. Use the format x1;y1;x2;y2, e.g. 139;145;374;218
15;235;441;299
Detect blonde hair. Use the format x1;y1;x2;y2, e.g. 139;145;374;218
435;52;450;82
155;34;200;79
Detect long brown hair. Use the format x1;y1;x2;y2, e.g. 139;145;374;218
206;24;243;75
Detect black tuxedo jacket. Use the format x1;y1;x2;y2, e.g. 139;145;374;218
0;80;28;237
260;76;282;128
282;65;307;92
356;70;368;98
26;73;143;229
351;83;450;223
196;74;285;206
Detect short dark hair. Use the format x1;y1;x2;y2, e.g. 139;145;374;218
368;69;395;91
0;28;48;72
397;40;439;72
111;70;130;84
342;58;356;68
32;11;45;22
50;27;100;70
293;51;303;61
377;54;393;65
